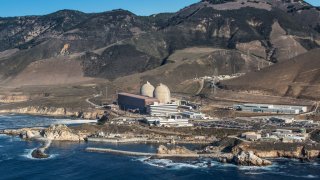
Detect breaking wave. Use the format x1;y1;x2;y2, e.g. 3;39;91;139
135;157;212;170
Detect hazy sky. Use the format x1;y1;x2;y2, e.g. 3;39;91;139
0;0;318;17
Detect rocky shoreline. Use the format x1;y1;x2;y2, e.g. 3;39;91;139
0;106;105;119
1;123;319;166
86;145;271;166
234;142;320;160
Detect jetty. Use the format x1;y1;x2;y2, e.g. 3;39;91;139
85;147;233;159
86;137;211;144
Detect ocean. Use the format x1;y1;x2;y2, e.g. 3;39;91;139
0;114;319;180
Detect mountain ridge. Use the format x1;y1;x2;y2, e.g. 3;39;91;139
0;0;319;101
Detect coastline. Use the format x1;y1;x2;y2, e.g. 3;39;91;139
0;105;104;119
0;114;319;167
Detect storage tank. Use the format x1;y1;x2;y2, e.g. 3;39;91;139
154;83;171;104
140;81;155;97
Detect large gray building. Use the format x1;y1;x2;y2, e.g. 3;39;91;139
147;103;179;117
233;103;308;114
118;93;159;113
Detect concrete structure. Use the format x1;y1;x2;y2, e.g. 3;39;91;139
154;83;171;104
143;115;193;127
159;115;193;127
140;81;155;98
117;93;159;113
272;129;309;142
241;132;261;141
233;103;308;114
147;102;179;117
181;111;210;120
261;135;280;142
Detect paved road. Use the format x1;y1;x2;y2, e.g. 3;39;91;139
85;94;104;108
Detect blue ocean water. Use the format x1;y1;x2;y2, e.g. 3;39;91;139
0;114;319;180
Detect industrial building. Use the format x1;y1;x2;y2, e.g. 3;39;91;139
233;103;308;114
147;102;179;117
140;82;171;104
271;129;309;142
143;115;193;127
154;83;171;104
241;132;261;141
118;82;175;115
181;111;211;120
140;81;155;98
117;93;159;113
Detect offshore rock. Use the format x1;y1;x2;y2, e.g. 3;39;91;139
31;149;49;159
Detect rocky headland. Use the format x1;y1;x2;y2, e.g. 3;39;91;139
156;145;271;166
1;124;89;159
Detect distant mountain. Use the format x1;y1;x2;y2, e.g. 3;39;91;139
0;0;319;92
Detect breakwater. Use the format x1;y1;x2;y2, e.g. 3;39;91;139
85;147;233;159
85;147;200;158
86;137;211;144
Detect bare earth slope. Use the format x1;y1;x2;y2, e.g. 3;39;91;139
8;57;94;87
224;48;320;100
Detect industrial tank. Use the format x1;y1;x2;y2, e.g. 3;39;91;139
140;81;155;97
154;83;171;104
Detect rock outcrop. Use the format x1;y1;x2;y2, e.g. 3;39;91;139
3;124;87;141
237;142;320;160
42;124;82;141
32;149;49;159
0;106;104;119
0;95;29;103
157;145;196;155
233;151;272;166
2;124;85;159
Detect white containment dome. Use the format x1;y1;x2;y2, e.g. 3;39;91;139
154;83;171;104
140;81;155;97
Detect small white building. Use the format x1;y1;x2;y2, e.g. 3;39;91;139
241;132;261;141
272;129;309;142
181;111;203;119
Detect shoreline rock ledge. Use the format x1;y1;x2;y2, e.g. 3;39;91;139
157;145;196;155
233;151;272;166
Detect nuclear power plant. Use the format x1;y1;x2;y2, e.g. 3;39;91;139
154;83;171;104
141;82;171;104
117;82;175;115
140;81;154;98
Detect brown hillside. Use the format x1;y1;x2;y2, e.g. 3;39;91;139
224;48;320;100
7;57;94;87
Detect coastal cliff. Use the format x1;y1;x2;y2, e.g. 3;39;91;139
235;143;320;160
0;106;104;119
3;124;88;142
0;95;30;103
